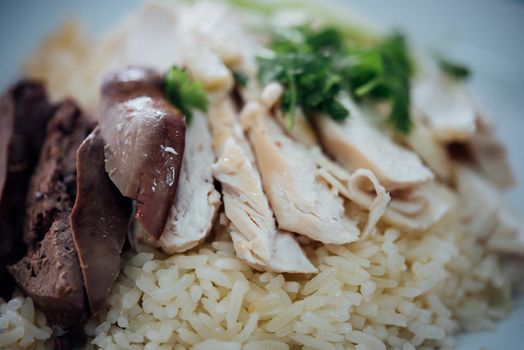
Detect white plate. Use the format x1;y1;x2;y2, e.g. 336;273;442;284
1;0;522;348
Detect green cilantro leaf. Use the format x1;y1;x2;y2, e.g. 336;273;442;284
232;70;249;87
257;52;348;129
343;33;413;133
437;56;471;80
164;65;208;124
258;26;414;133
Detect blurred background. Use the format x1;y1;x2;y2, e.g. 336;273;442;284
0;0;523;347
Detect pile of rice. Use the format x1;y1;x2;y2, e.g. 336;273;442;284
78;210;519;350
0;293;52;350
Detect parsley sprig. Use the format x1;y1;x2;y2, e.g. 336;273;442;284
257;26;415;133
164;66;208;124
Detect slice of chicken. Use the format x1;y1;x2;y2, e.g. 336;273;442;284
405;111;453;181
413;71;514;187
382;183;456;231
154;113;221;253
119;2;233;92
176;1;249;67
456;166;523;256
213;138;275;261
120;3;181;71
468;116;515;188
314;154;389;238
457;166;500;239
316;97;433;191
487;208;524;257
241;102;360;244
412;73;477;142
209;98;316;273
315;153;455;232
230;226;316;274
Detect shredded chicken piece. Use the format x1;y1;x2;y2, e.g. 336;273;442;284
382;183;456;231
413;71;513;187
405;111;452;181
457;166;523;256
314;153;389;238
413;72;477;142
242;102;360;244
156;113;221;253
213;138;275;261
315;152;454;232
209;98;316;273
316;96;433;190
230;227;317;274
468;117;515;188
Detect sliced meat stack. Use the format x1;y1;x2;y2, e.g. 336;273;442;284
0;81;56;300
8;100;93;330
0;80;133;343
99;67;186;239
316;96;456;231
209;97;316;273
0;81;55;265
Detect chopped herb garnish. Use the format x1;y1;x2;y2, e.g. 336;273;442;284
258;27;349;128
164;65;208;124
437;56;470;80
257;26;414;133
232;70;249;87
257;52;348;129
343;34;413;133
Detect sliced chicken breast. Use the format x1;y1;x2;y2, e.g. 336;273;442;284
413;73;477;142
241;102;360;244
405;112;453;181
456;166;523;256
210;98;315;273
154;113;221;253
316;97;433;191
230;227;316;274
468;117;514;188
413;72;514;187
315;153;455;232
382;183;456;231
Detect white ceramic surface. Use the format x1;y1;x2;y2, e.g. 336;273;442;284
0;0;522;348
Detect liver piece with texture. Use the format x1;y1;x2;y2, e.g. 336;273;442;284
99;67;186;239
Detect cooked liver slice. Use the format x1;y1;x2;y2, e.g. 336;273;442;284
70;127;131;314
8;100;92;330
8;218;86;329
0;81;54;265
23;101;93;244
99;67;185;239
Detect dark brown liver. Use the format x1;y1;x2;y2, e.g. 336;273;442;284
8;218;86;330
70;127;131;314
99;67;185;239
0;81;55;265
8;100;93;331
23;101;93;244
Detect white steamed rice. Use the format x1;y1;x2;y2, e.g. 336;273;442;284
75;210;521;350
